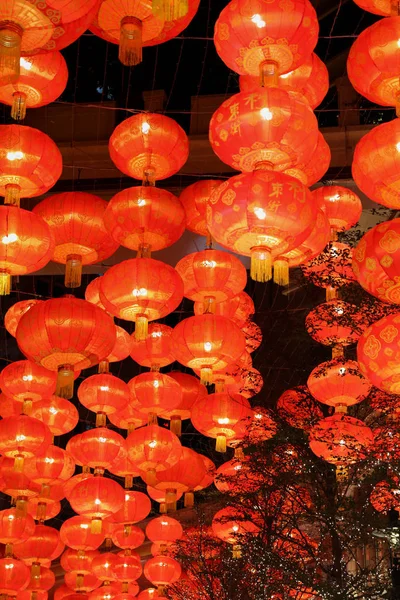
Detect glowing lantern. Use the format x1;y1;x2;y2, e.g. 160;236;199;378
5;299;42;337
111;490;152;525
373;422;400;462
146;516;183;555
0;360;56;415
239;53;328;108
280;131;331;187
0;414;51;472
138;588;161;600
214;0;318;85
0;52;68;120
60;516;105;552
126;424;182;486
112;524;145;550
109;113;189;185
31;396;79;437
108;403;147;434
194;291;254;326
0;508;35;557
91;552;118;584
112;552;142;589
108;445;140;489
78;373;130;427
225;366;264;400
0;205;54;294
352;118;400;209
130;324;175;370
312;186;362;238
243;320;262;353
161;371;207;437
68;428;125;473
191;391;251;452
0;557;30;596
65;572;101;593
128;371;182;424
0;456;40;515
16;296;116;399
33;192;119;288
352;0;397;14
67;476;125;534
13;523;60;577
104;186;185;253
307;359;372;411
179;179;221;239
370;478;400;513
27;498;61;522
302;242;355;300
176;249;247;313
214;456;262;494
209;89;319;173
99;257;184;340
143;556;181;596
24;445;75;494
207;170;316;284
212;506;260;557
0;125;62;206
357;313;400;393
27;566;55;595
277;386;324;430
171;314;246;385
147;486;183;514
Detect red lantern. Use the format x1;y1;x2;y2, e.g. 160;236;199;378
64;572;101;593
60;516;105;552
143;556;181;595
111;490;152;525
16;296;116;399
68;428;125;473
209;90;319;173
194;291;254;326
302;242;355;300
214;456;263;494
0;125;62;205
0;508;35;557
243;321;262;353
146;516;183;552
13;523;60;577
33;192;119;288
91;552;118;584
207;170;316;284
229;405;276;448
25;444;75;492
104;186;185;253
277;386;324;431
191;391;251;452
78;373;130;427
5;299;42;337
212;506;260;557
161;372;207;437
61;548;100;583
0;360;56;415
109;113;189;184
312;186;362;237
128;371;182;424
112;524;145;551
239;53;328;109
147;486;183;514
358;313;400;393
112;552;142;588
225;366;264;400
108;403;147;434
0;415;51;472
108;444;140;490
0;557;30;596
27;566;55;594
179;180;221;238
370;478;400;513
307;359;372;410
146;0;200;46
0;456;39;514
171;314;246;385
31;396;79;437
176;249;247;313
27;498;61;523
0;205;55;294
99;257;183;340
0;51;68;120
214;0;318;84
130;324;175;370
352;118;400;209
352;0;395;14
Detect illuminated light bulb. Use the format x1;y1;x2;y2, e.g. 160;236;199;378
251;13;266;27
217;417;230;425
49;406;58;415
329;193;341;202
100;386;109;392
125;494;130;501
44;457;55;464
260;107;273;121
280;71;293;79
254;206;266;220
153;379;160;388
15;434;26;442
94;498;101;505
339;367;346;375
151;330;162;338
20;57;32;70
99;437;107;443
22;374;33;381
2;233;18;244
80;523;89;529
104;562;109;569
201;260;217;268
148;440;157;448
254;413;263;420
6;151;24;161
132;287;148;297
232;524;239;532
141;122;151;134
396;142;400;152
161;520;168;525
204;342;212;352
7;515;14;521
5;563;14;569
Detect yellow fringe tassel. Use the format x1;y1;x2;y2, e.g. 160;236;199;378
96;412;107;428
273;259;289;286
65;254;82;288
260;60;279;88
56;365;74;399
336;465;348;482
332;345;344;359
11;91;26;120
0;22;22;83
250;247;272;282
91;518;103;534
31;562;41;579
14;454;24;472
184;492;194;508
5;183;20;206
170;416;182;437
15;498;27;518
214;379;225;393
165;488;177;504
76;574;84;589
125;475;133;489
98;360;109;374
203;296;216;314
0;272;11;295
119;17;142;66
5;543;13;558
200;366;213;386
216;433;227;453
232;544;242;559
22;398;32;415
36;502;47;522
135;315;148;340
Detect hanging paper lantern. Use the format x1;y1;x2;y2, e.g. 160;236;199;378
194;291;254;326
0;0;99;81
27;498;61;522
108;402;148;434
147;0;199;45
352;0;397;14
176;249;247;313
352;118;400;209
64;572;101;593
0;508;35;557
373;421;400;462
109;113;189;185
16;296;116;399
179;179;221;238
214;0;318;85
370;478;400;513
60;516;105;552
357;313;400;393
0;456;40;515
78;373;130;427
99;257;184;340
239;53;328;108
222;365;264;400
126;424;182;486
91;552;118;584
0;205;55;294
33;192;119;288
143;556;181;596
0;557;30;597
0;360;56;415
130;323;175;370
212;507;260;557
25;565;55;597
147;486;183;514
111;490;152;526
104;186;185;253
191;391;251;452
0;415;51;472
209;89;319;173
0;124;62;206
0;51;68;120
112;552;142;589
146;516;183;553
24;444;75;493
277;386;323;431
128;371;182;424
307;359;372;410
214;456;263;494
312;186;362;237
243;320;262;353
108;442;140;490
161;371;207;437
31;396;79;437
68;428;125;473
302;242;355;300
13;523;60;577
112;524;145;550
5;299;42;337
67;476;125;534
207;170;316;283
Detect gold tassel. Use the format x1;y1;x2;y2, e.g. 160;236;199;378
153;0;189;20
146;469;157;487
200;366;213;386
273;259;289;286
167;500;177;512
205;230;213;249
260;60;278;88
122;583;129;594
148;412;158;425
336;465;348;482
335;405;347;414
160;502;167;514
0;272;11;295
56;365;74;399
5;543;13;558
326;286;337;301
158;585;166;597
135;315;148;340
82;465;91;474
14;454;24;472
150;364;160;372
214;379;225;393
250;247;272;282
15;498;27;518
91;518;102;534
96;412;107;427
98;360;109;374
11;91;26;120
124;524;132;537
105;537;112;548
36;502;47;522
0;22;22;83
119;17;142;66
143;166;156;187
165;489;176;504
125;475;133;489
216;433;227;453
203;296;216;314
232;544;242;559
22;398;33;415
170;416;182;437
332;345;344;359
76;574;84;589
137;243;151;258
4;183;20;206
32;592;37;600
184;492;194;508
40;483;51;498
31;562;41;579
127;423;136;434
65;254;83;288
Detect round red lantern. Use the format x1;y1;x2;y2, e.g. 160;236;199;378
0;125;62;205
65;572;101;593
111;490;152;525
0;508;35;556
0;557;30;596
307;359;372;410
112;552;142;589
277;386;323;431
0;414;51;472
112;524;145;551
209;89;319;173
128;371;182;424
68;428;125;473
27;498;61;523
370;478;400;513
150;447;205;507
212;506;260;557
60;516;105;552
194;291;254;326
179;179;221;238
161;371;207;437
147;0;200;46
207;170;316;283
146;516;183;551
109;113;189;185
99;257;183;339
25;444;75;491
130;323;175;370
312;186;362;236
214;456;263;494
108;403;147;434
0;360;56;415
146;486;183;513
13;523;60;577
61;548;100;582
302;242;355;300
5;299;42;337
214;0;318;84
31;396;79;437
78;373;130;427
143;556;181;595
33;192;119;288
